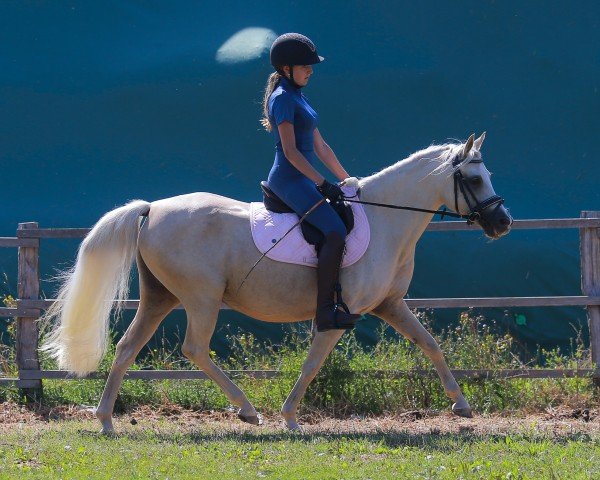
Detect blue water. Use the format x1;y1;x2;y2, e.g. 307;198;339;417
1;2;599;353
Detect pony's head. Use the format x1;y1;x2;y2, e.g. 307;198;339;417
440;133;512;239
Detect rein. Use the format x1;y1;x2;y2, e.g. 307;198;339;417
344;157;504;225
341;198;473;222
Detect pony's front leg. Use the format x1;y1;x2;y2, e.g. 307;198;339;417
282;328;344;430
373;298;472;417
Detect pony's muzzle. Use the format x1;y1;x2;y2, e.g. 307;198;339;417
480;204;512;238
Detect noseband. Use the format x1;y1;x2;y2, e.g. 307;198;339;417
452;156;505;225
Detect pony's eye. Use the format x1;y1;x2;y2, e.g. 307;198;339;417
470;176;483;186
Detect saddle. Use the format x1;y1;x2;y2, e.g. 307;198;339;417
260;181;355;252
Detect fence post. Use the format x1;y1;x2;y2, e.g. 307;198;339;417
16;222;42;401
581;211;600;386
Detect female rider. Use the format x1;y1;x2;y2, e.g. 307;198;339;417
260;33;361;332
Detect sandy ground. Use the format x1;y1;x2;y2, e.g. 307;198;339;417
1;402;599;437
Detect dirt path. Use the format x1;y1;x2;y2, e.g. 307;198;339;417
1;402;599;437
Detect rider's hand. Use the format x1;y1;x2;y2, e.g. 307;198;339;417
341;176;359;188
317;179;344;203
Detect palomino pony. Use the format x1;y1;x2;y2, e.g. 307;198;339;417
41;133;512;433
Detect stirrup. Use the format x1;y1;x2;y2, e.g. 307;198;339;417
315;305;361;333
315;276;362;332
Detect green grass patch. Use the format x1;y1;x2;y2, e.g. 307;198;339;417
0;419;599;479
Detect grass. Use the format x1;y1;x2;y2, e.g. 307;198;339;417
0;416;599;479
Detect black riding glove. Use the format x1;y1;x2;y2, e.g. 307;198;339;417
318;179;344;203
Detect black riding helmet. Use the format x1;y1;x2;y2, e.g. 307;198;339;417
270;33;324;86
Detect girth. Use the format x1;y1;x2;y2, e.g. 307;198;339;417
260;181;355;252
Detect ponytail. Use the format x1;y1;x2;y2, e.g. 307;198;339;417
260;71;282;132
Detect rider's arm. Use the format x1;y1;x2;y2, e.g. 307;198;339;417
313;128;350;182
278;121;325;185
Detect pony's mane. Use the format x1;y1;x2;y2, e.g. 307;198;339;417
366;140;482;182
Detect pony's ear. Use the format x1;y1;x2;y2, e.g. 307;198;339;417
461;134;475;159
474;131;486;151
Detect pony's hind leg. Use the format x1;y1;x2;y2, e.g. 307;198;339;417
96;252;179;434
182;298;260;425
281;328;344;430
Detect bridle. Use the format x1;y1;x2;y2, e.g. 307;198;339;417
451;156;505;225
343;154;505;225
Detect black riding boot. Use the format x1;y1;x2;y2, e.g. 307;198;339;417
314;231;361;332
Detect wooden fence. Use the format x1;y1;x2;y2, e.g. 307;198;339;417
1;212;599;398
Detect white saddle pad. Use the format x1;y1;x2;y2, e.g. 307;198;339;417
249;186;370;268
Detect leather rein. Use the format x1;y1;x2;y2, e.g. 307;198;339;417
344;157;504;225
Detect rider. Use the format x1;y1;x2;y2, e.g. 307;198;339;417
260;32;361;332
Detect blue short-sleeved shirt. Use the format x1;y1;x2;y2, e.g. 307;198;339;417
268;77;319;177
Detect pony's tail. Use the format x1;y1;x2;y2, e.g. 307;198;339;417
40;199;151;377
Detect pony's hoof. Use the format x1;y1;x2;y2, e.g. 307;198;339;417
285;419;301;431
100;426;116;436
238;412;263;426
96;411;115;435
452;403;473;418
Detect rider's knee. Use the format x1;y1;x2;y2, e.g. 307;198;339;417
323;221;346;244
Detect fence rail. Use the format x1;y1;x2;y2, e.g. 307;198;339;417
1;368;598;387
8;218;600;240
1;213;599;394
2;368;596;382
1;296;600;320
